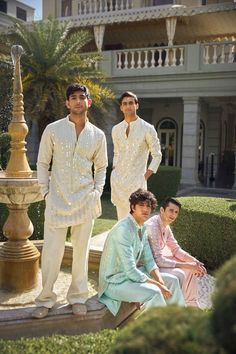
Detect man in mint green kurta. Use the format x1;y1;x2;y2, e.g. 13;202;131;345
98;189;185;316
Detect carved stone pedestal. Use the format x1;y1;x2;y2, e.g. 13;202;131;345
0;203;40;291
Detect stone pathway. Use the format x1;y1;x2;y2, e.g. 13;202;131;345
0;268;98;310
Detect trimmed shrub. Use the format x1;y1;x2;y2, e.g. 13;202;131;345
172;197;236;271
111;306;218;354
0;329;118;354
211;255;236;354
148;166;181;205
0;131;11;169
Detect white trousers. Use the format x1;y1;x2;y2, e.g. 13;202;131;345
116;204;130;220
36;219;94;308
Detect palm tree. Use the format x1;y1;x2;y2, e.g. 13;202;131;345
1;17;113;137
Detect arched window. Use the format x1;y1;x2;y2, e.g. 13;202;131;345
157;118;177;166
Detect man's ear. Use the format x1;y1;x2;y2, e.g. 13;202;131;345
160;207;164;214
88;98;92;107
136;103;139;110
131;204;135;213
65;100;70;109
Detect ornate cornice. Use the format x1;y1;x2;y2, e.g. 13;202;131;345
59;3;236;28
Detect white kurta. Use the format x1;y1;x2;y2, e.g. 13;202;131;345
37;116;108;228
111;117;162;208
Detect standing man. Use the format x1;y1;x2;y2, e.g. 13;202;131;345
111;91;162;220
98;189;185;316
33;83;107;319
146;197;207;307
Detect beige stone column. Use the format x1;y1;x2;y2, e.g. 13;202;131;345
181;97;200;186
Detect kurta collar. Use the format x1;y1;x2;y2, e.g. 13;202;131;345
66;115;90;128
157;214;167;233
122;116;140;128
128;214;146;235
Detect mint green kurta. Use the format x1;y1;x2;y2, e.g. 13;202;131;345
98;215;158;315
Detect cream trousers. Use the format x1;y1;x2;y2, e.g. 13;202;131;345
35;219;94;308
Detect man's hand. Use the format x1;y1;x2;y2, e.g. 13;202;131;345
180;261;206;277
146;278;172;300
144;169;153;180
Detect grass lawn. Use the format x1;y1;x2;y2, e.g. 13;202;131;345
92;193;117;236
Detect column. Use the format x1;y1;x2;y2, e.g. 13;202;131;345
181;97;200;186
206;106;222;185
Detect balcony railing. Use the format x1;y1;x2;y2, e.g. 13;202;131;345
116;45;184;70
203;41;236;65
77;0;175;15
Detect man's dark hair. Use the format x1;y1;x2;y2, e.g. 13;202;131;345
119;91;138;105
129;188;157;214
66;83;90;100
162;197;182;210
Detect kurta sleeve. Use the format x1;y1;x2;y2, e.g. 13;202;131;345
115;226;148;283
146;218;177;268
111;126;118;169
166;227;193;262
142;232;158;274
93;133;108;196
146;125;162;173
37;126;53;197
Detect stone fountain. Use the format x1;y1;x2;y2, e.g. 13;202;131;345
0;45;43;292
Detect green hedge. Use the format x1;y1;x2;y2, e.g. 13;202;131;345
0;131;11;169
172;197;236;271
0;329;118;354
147;166;181;205
111;306;218;354
211;255;236;354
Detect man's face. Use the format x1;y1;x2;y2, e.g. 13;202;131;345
66;90;92;115
160;202;180;225
120;96;139;116
131;201;152;225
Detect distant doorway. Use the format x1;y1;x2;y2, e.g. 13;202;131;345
157;118;177;166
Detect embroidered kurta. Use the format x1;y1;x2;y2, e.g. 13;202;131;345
37;116;108;228
145;214;193;268
110;117;162;207
98;214;158;315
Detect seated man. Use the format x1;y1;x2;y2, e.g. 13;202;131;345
98;189;185;316
145;197;207;308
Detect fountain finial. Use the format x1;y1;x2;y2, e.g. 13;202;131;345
5;45;32;177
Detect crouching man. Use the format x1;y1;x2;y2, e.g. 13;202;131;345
98;189;185;316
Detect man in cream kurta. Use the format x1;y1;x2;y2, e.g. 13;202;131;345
32;84;107;319
111;91;162;220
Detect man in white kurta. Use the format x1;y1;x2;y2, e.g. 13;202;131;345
32;84;107;319
110;91;162;220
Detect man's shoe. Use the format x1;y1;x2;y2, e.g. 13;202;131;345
32;306;49;319
72;303;87;316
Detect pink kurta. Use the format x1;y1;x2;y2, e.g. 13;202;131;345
145;214;199;307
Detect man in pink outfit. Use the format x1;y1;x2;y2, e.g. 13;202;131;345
145;197;207;307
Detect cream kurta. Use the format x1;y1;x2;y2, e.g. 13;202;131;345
37;116;107;227
111;117;162;207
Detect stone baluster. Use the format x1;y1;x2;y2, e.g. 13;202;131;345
144;50;148;68
212;45;217;64
172;47;177;67
179;47;184;66
120;0;124;10
89;0;93;13
124;52;128;69
204;45;209;64
115;0;119;11
165;48;170;67
78;1;82;14
130;51;135;69
117;52;122;69
137;50;142;68
228;44;234;63
151;50;155;68
220;44;225;64
158;49;162;66
104;0;108;12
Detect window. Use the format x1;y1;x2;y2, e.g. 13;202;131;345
16;7;27;21
61;0;72;17
0;0;7;13
157;118;177;166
